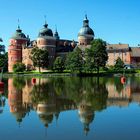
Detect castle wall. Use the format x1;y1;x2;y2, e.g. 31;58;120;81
22;47;34;70
107;51;131;66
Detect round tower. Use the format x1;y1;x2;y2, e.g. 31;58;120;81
8;26;28;72
78;15;94;46
78;103;94;135
37;103;56;127
8;78;26;125
37;22;56;67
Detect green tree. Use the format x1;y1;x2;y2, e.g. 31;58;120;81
65;47;83;73
53;56;65;72
114;57;124;70
0;39;7;72
84;48;95;72
0;52;8;72
13;62;26;73
30;47;49;72
89;39;108;74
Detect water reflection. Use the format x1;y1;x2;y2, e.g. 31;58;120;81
1;76;140;136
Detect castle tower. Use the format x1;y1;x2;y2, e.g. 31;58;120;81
37;21;56;67
8;26;29;72
78;15;94;46
78;103;94;135
37;103;56;127
8;78;26;125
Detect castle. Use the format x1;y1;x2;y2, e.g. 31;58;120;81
8;15;140;72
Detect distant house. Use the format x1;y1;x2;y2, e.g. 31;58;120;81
106;44;140;68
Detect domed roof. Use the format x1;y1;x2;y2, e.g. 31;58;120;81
11;26;27;40
38;23;53;37
78;27;94;36
39;114;53;127
78;15;94;36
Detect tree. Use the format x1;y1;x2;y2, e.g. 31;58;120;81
89;39;108;74
0;52;8;72
13;62;26;73
30;47;49;72
0;39;7;72
13;77;26;90
114;57;124;70
65;47;83;73
84;48;95;72
53;56;65;72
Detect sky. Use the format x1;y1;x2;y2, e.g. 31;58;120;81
0;0;140;50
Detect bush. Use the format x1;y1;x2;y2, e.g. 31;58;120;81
13;63;26;73
114;57;124;71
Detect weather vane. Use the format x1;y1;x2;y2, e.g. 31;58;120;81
84;11;87;19
44;15;47;24
18;18;20;29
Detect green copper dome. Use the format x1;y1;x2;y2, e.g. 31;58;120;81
11;26;27;40
38;23;53;37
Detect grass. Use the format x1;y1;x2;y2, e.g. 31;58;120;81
3;69;138;77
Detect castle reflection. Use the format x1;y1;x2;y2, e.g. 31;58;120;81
2;76;140;135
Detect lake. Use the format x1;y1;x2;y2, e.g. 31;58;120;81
0;76;140;140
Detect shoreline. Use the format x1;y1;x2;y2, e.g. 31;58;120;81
2;71;139;78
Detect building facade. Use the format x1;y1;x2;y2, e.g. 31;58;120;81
8;15;140;72
106;44;131;66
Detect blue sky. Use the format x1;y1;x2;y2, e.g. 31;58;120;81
0;0;140;50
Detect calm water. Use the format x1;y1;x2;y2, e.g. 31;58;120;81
0;76;140;140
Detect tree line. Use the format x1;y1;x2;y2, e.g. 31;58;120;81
30;38;109;74
52;39;125;74
0;38;125;73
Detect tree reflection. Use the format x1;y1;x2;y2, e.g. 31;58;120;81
7;77;109;134
0;95;5;114
13;77;26;90
114;77;124;94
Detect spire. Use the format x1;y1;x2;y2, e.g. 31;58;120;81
55;25;58;33
54;25;60;40
84;123;90;136
84;11;88;20
17;19;22;32
18;19;20;29
44;15;48;28
83;14;89;27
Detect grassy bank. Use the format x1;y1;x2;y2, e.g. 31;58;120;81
2;69;139;78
